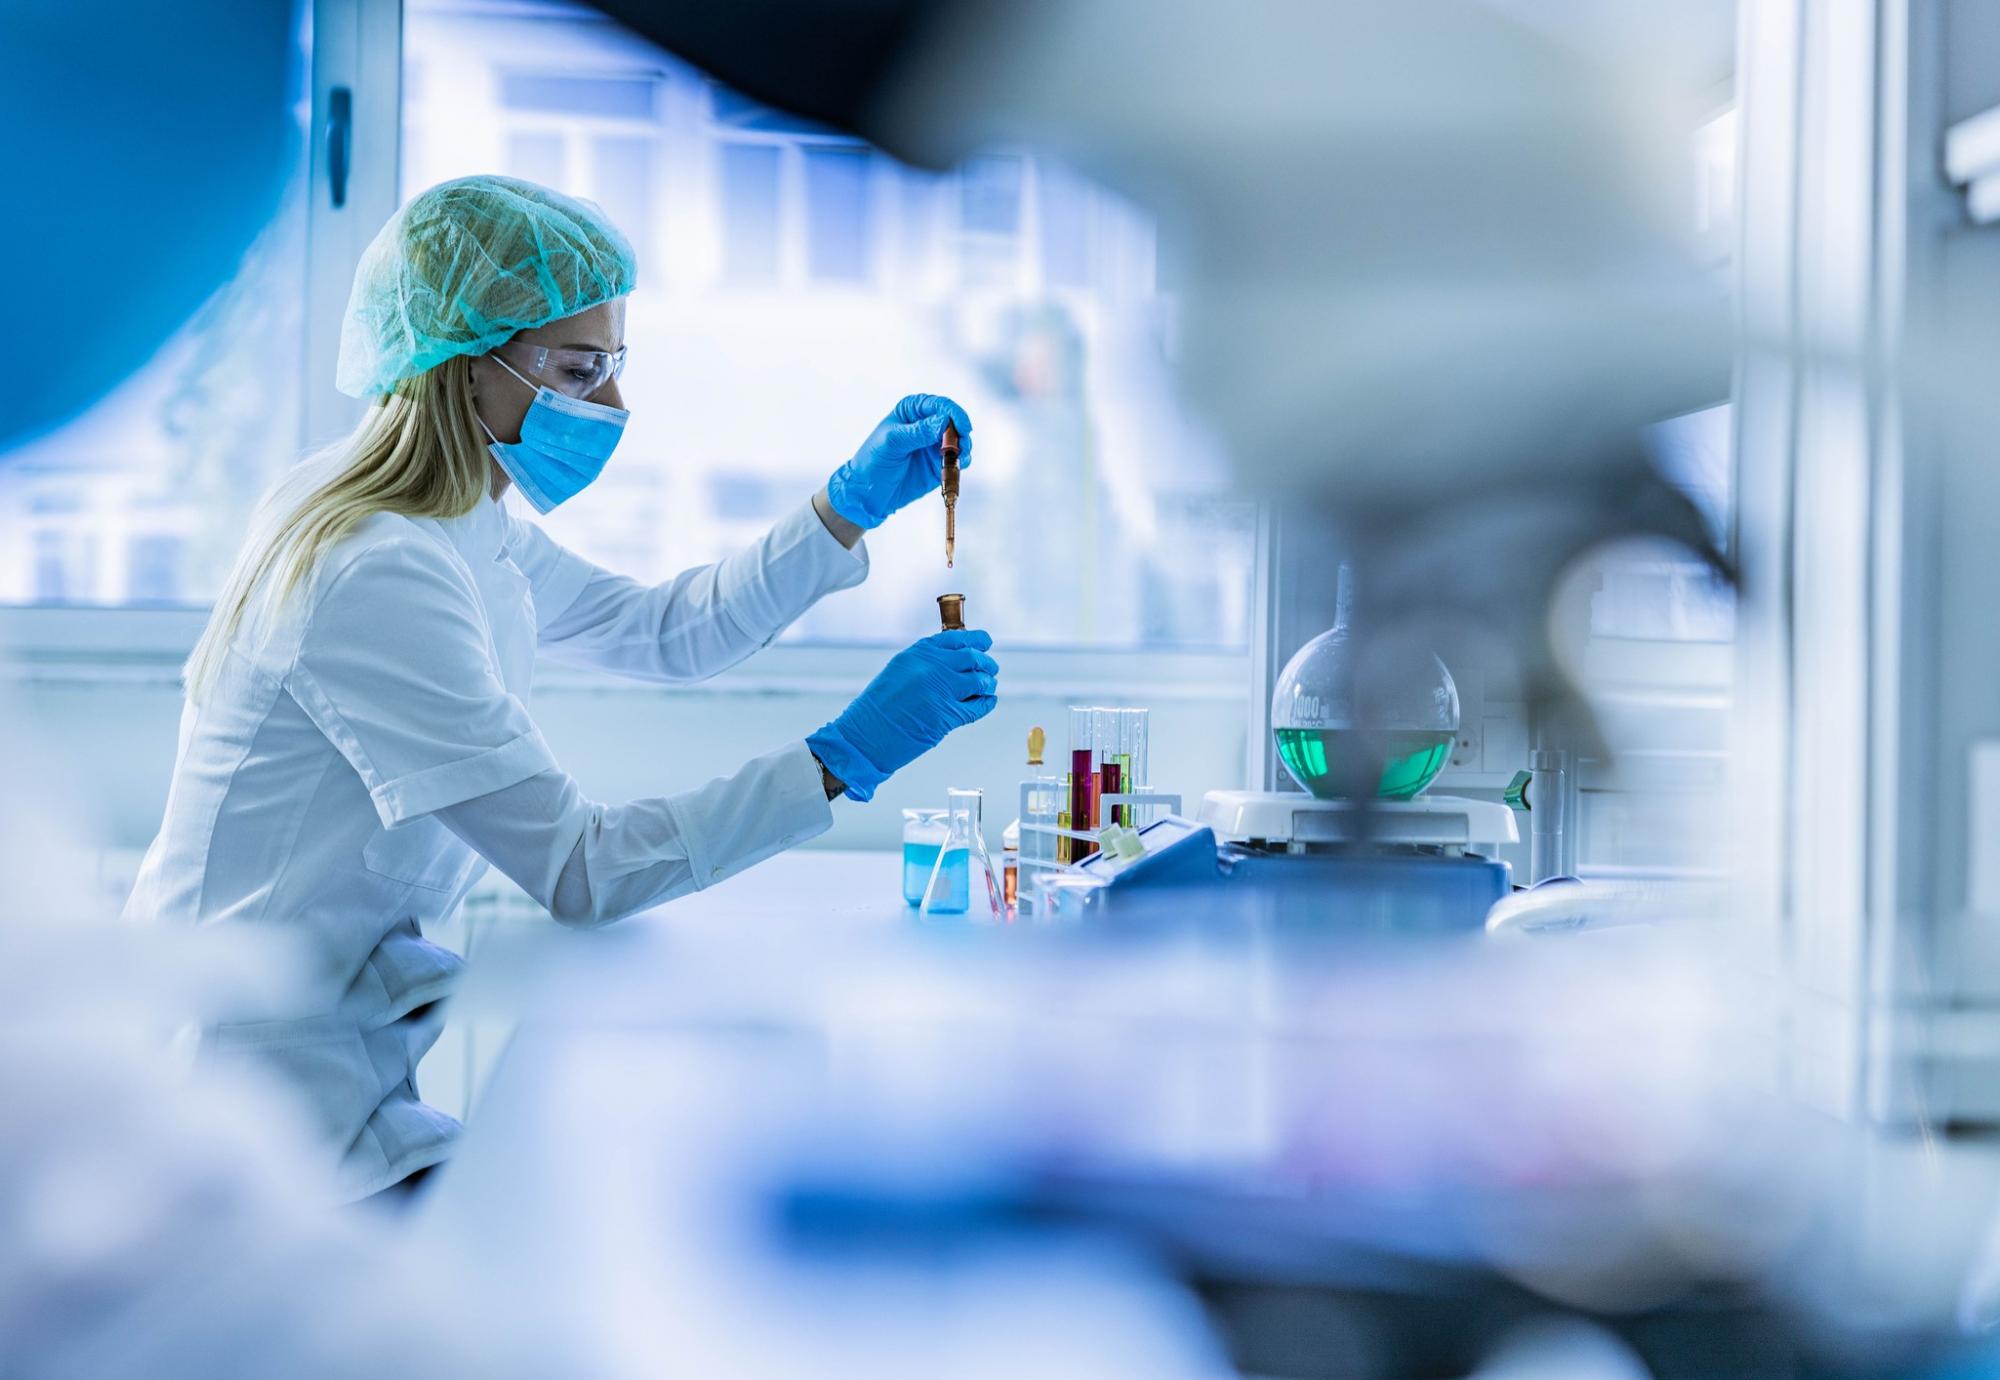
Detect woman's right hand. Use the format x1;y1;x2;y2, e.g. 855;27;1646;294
805;630;999;801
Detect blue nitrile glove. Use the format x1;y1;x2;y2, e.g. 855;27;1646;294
824;394;974;530
807;630;999;801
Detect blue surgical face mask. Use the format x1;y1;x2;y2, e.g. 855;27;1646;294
478;354;629;513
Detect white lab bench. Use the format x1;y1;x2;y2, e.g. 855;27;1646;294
635;846;922;930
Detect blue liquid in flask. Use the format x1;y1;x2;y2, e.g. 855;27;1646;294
902;842;941;905
912;847;970;913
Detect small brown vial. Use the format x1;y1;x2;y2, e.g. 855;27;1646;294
937;593;966;630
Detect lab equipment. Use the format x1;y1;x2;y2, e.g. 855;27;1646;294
502;342;628;399
1068;706;1093;864
337;174;637;398
478;354;629;513
937;592;966;630
807;629;999;802
1015;727;1065;917
1270;566;1460;801
902;807;948;905
1059;706;1157;862
1520;743;1579;883
1019;709;1176;916
1035;795;1511;932
920;788;1003;920
942;418;961;566
1001;819;1020;914
1192;790;1514;932
823;394;973;530
1096;708;1128;828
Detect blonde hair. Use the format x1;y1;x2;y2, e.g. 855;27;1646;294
182;354;490;699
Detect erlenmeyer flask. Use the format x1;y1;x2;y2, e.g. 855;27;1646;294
920;788;1004;920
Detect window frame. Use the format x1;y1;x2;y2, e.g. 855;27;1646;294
0;604;1247;706
302;0;405;448
706;84;886;291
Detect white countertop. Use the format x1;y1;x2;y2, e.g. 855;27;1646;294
628;846;932;929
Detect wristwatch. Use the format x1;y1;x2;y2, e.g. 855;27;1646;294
809;749;845;801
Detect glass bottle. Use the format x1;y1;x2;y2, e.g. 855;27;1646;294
1001;818;1020;917
920;788;1003;920
901;807;948;905
1271;563;1460;800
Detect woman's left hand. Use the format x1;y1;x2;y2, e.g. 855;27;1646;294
824;394;973;530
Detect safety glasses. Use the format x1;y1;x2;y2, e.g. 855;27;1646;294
500;342;628;400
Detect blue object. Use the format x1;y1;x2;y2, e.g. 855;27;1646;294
480;354;629;513
1;0;295;448
327;86;352;208
1073;818;1511;934
807;630;998;802
824;394;973;529
902;841;942;905
336;174;636;399
917;848;970;913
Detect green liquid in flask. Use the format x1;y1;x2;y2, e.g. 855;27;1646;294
1274;727;1456;801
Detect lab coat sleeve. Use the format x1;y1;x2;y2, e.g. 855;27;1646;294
286;538;560;828
506;500;869;683
433;741;833;926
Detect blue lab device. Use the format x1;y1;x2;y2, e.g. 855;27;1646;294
1069;795;1515;935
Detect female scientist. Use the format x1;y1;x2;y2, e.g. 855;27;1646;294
122;175;998;1201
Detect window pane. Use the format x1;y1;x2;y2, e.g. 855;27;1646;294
1038;165;1091;289
804;146;872;282
505;131;565;188
959;155;1023;236
712;83;837;136
499;71;657;120
593;135;655;258
402;0;1250;651
719;142;782;283
0;59;308;608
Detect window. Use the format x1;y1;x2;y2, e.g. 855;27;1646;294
2;0;1251;657
401;0;1252;651
505;131;566;188
803;147;873;282
593;135;656;255
498;71;657;120
1038;166;1092;290
957;154;1024;287
718;142;782;283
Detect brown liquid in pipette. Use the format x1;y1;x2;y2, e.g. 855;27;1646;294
940;420;960;568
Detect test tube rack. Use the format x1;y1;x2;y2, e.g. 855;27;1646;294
1015;783;1183;915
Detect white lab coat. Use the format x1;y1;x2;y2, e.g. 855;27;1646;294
122;493;867;1199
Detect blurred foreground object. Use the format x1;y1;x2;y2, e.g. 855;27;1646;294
0;689;582;1378
0;1;296;447
451;855;2000;1380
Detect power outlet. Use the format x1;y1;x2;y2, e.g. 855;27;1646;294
1450;720;1482;768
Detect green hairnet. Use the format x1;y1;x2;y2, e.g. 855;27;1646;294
335;174;636;398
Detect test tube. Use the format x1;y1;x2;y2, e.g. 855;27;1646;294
1112;709;1134;827
1129;708;1150;787
1096;708;1128;828
1068;706;1095;863
1092;708;1111;833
